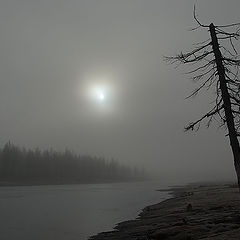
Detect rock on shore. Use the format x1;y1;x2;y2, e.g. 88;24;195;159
89;183;240;240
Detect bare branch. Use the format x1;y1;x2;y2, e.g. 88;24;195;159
193;5;208;28
184;60;214;75
230;37;238;54
222;58;240;66
185;105;224;131
215;23;240;28
186;76;213;99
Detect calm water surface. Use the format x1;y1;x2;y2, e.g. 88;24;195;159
0;181;170;240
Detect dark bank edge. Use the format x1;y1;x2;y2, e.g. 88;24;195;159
88;185;182;240
88;183;240;240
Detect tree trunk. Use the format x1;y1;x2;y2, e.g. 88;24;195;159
209;23;240;188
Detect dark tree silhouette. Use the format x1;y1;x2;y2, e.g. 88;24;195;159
165;8;240;187
0;142;146;185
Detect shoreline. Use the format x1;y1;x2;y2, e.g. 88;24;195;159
89;183;240;240
0;179;147;187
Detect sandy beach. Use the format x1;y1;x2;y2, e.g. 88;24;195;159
89;183;240;240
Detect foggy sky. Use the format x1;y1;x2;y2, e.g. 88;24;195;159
0;0;240;184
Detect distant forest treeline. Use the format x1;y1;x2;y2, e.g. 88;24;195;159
0;142;146;185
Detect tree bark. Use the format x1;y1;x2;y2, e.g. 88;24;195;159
209;23;240;188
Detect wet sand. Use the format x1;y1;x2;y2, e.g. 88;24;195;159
89;183;240;240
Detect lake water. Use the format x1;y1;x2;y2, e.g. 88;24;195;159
0;181;170;240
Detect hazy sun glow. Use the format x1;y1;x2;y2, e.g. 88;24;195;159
84;80;112;107
99;92;105;101
93;87;106;102
80;74;117;113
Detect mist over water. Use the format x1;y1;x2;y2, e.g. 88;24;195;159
0;181;169;240
1;1;240;239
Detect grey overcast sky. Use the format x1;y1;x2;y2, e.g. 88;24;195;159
0;0;240;184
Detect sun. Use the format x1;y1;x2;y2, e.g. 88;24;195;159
94;87;106;103
88;85;108;104
98;92;105;101
82;76;114;108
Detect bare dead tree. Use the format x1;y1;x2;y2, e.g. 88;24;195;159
165;8;240;187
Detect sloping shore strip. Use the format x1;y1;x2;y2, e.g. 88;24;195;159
89;183;240;240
